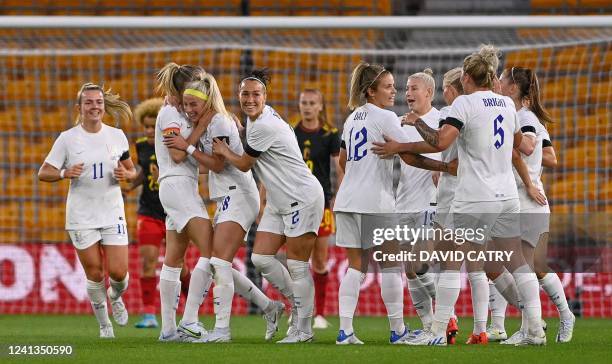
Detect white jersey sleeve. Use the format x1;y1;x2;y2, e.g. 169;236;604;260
44;132;69;170
246;117;275;153
154;105;199;182
517;107;539;137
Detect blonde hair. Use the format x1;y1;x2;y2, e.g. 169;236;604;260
348;61;389;110
184;73;231;119
75;82;132;125
443;67;464;94
408;68;436;100
134;98;163;125
300;88;334;132
155;62;205;98
463;52;497;89
478;44;501;73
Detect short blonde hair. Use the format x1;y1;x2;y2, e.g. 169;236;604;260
134;98;163;125
408;68;435;100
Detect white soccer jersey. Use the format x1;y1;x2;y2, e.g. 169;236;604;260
200;113;258;199
44;123;129;230
447;91;520;202
436;106;459;209
513;108;548;208
396;107;441;213
245;105;323;214
334;103;411;214
154;105;199;182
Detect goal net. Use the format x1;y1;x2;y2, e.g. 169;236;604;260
0;19;610;317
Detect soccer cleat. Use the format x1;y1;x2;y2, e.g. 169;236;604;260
406;330;447;346
556;313;575;343
108;287;128;326
336;330;364;345
466;332;488;345
100;325;115;339
263;300;285;341
447;317;459;344
542;319;548;332
486;325;508;342
276;330;314;344
390;326;411;344
500;330;524;345
177;321;208;341
205;328;232;343
313;315;331;329
135;314;159;329
515;333;547;346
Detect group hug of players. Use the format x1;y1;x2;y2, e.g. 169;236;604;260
38;43;575;346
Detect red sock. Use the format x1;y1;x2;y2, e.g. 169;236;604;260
313;271;328;316
180;271;191;298
140;276;157;314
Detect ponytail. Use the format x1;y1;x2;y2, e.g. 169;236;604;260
348;61;388;110
156;62;205;98
503;67;552;124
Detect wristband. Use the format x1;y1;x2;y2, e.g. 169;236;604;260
186;145;196;155
60;169;66;179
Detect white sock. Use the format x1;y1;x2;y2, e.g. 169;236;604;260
108;273;129;301
468;271;488;335
408;277;433;330
431;270;460;337
87;279;111;327
211;257;234;329
494;269;520;308
381;267;405;334
339;268;365;334
251;254;294;302
287;259;314;335
512;264;544;336
159;264;182;335
489;282;507;332
539;273;572;320
417;272;437;299
232;268;274;313
182;257;213;325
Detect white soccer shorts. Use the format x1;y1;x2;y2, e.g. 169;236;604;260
68;224;129;250
213;191;260;234
258;193;324;238
449;199;521;244
159;176;209;233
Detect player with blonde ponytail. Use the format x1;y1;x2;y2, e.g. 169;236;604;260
39;82;137;338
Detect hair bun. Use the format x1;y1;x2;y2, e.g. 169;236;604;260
423;68;434;76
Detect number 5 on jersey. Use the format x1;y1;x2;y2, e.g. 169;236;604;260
493;114;504;149
346;127;368;161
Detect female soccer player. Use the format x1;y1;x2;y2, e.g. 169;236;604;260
163;75;285;342
38;82;136;338
334;62;453;345
495;66;574;344
400;50;546;346
154;63;215;342
212;68;324;343
127;98;193;329
294;88;343;329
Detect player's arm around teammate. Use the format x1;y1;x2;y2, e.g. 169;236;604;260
154;63;214;342
214;69;324;343
38;83;135;338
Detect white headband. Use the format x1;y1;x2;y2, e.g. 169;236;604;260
241;76;267;90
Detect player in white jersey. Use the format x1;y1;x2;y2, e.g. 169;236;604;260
154;63;217;342
39;83;136;338
163;75;285;342
333;62;450;345
398;50;546;346
213;68;324;343
495;66;574;344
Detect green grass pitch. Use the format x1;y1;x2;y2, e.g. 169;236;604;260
1;315;610;363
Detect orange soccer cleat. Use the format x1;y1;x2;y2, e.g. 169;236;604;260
446;317;459;345
466;332;488;345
